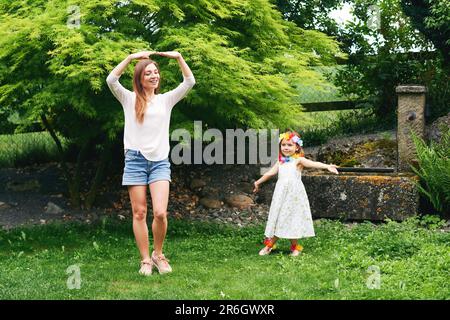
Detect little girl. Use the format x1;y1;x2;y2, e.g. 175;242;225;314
253;130;339;256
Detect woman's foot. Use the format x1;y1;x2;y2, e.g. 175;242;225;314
259;238;276;256
139;259;153;276
151;251;172;274
290;244;303;257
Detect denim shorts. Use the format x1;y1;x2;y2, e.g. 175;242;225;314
122;149;171;186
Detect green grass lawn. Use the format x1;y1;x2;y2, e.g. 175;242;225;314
0;217;448;300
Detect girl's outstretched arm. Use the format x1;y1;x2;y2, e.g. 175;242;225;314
253;162;279;193
298;157;339;174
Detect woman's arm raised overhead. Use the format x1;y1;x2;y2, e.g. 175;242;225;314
157;51;196;108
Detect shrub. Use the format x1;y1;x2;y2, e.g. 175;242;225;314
411;127;450;215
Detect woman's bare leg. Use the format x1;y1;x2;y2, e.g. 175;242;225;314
149;180;170;256
128;185;150;262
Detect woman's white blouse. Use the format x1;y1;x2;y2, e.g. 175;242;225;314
106;72;195;161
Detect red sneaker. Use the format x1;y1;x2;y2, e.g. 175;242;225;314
290;244;303;257
259;238;276;256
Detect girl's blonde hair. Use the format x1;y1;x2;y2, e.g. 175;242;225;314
279;130;305;170
133;59;161;124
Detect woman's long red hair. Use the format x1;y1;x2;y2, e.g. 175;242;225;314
133;59;161;124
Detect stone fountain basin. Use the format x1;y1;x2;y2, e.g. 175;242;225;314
301;171;419;221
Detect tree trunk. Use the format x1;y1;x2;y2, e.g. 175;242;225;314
40;114;81;208
72;141;90;209
85;141;112;210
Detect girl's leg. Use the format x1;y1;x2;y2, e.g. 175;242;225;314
289;239;303;256
149;180;170;256
128;185;151;262
259;236;279;256
269;236;279;246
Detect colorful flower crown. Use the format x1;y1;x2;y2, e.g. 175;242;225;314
278;132;304;164
279;132;303;147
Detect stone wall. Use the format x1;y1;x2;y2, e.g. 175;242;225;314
301;171;419;221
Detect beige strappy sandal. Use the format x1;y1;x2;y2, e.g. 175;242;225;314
139;260;153;276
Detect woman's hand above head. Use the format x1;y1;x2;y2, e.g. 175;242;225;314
154;50;194;79
156;51;182;59
128;51;157;60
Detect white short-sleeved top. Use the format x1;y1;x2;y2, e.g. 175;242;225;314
106;72;195;161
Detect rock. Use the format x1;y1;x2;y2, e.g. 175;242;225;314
426;112;450;144
199;186;220;198
224;194;254;209
6;179;40;192
199;198;222;209
0;202;10;210
45;202;64;215
237;182;254;194
301;173;419;221
360;155;386;168
190;178;207;190
316;136;396;168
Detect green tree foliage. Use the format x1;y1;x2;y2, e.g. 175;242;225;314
0;0;343;208
331;0;449;120
275;0;346;47
278;1;449;121
400;0;450;121
401;0;450;64
0;0;344;133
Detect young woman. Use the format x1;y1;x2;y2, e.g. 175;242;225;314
106;51;195;275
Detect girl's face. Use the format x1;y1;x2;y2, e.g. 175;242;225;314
280;139;299;157
141;63;160;91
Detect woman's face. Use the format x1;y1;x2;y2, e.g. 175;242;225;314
141;63;160;91
280;139;298;157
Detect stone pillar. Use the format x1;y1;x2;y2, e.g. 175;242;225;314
396;85;427;172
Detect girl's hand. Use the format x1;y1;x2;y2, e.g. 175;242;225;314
157;51;182;59
253;181;260;193
128;51;156;60
327;164;339;174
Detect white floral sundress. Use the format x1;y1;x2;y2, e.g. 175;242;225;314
264;158;315;239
